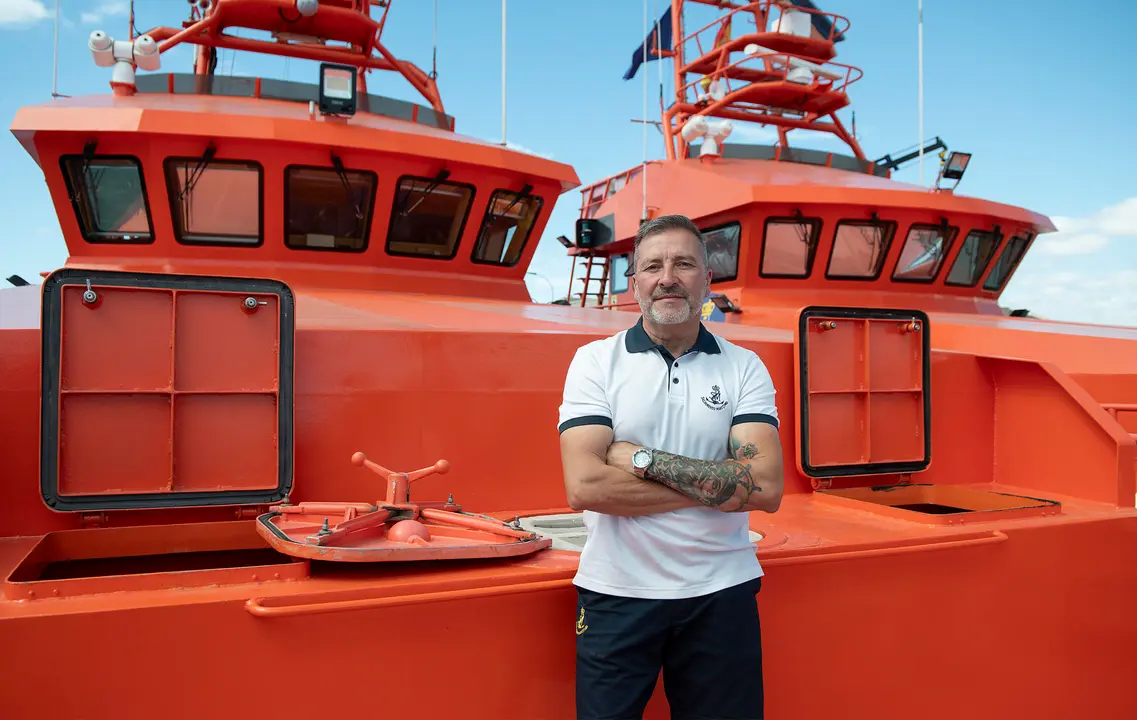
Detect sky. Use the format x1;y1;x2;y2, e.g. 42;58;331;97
0;0;1134;326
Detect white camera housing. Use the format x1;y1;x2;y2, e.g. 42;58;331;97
88;31;162;93
681;116;733;158
296;0;319;17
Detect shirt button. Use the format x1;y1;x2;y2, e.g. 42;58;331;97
673;377;679;384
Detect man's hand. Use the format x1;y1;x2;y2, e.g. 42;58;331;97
605;442;639;475
605;423;783;514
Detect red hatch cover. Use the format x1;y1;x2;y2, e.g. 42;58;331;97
256;451;552;562
794;306;931;485
39;269;295;512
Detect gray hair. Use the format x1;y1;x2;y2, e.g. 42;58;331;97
631;214;711;274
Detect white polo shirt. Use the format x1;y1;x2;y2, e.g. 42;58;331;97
558;317;780;600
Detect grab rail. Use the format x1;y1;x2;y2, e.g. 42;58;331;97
245;578;570;618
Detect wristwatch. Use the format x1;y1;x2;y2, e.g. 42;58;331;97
631;447;654;477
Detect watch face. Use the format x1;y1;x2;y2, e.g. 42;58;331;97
632;449;651;468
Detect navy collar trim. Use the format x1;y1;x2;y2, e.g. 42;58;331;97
624;317;721;356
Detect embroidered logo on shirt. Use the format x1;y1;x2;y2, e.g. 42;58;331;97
701;384;728;410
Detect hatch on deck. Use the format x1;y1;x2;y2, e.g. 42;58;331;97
39;269;295;512
795;306;932;479
794;305;1060;522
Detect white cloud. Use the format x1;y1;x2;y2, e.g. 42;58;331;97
1001;269;1137;327
504;141;554;160
0;0;50;27
81;1;128;25
1036;196;1137;256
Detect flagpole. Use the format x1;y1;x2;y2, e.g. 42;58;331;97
642;0;648;223
917;0;924;185
501;0;507;145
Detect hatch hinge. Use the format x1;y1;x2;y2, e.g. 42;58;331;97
815;478;832;490
81;512;108;528
234;506;265;520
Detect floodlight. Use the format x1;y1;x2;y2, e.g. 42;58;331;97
941;151;971;181
556;235;574;249
709;293;741;313
318;63;357;116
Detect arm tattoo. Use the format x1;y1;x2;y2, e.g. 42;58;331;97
643;436;762;512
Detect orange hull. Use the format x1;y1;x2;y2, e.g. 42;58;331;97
3;1;1136;717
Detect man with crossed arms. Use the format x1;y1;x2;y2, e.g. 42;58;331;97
558;214;784;720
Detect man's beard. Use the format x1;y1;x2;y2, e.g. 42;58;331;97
637;283;703;325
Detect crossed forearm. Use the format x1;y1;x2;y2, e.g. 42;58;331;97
643;440;764;512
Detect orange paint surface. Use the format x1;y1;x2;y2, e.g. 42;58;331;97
2;1;1136;719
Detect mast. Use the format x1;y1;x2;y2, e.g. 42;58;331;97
661;0;863;162
106;0;446;115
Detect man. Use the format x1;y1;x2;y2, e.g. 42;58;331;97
557;214;783;720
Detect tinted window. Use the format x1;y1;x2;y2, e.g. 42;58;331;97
703;223;741;282
285;166;376;251
610;254;630;295
166;158;262;245
760;218;820;277
827;220;896;279
386;175;475;259
945;230;1001;287
473;190;543;266
982;233;1031;291
60;155;153;243
892;224;956;282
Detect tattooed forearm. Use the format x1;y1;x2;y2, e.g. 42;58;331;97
643;447;762;512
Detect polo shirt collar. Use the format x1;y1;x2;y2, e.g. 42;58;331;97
625;316;721;356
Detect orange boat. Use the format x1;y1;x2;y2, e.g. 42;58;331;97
1;0;1135;718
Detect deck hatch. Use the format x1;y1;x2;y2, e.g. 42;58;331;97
40;269;295;511
794;306;931;481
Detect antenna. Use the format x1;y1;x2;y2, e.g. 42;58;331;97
501;0;507;145
51;0;60;98
642;0;648;222
918;0;924;185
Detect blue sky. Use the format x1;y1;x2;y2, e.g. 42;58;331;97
1;0;1134;325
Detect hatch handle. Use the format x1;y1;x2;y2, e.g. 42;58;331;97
763;531;1008;568
351;451;449;504
244;578;570;618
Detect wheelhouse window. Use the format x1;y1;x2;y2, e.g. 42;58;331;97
284;165;376;252
165;158;262;245
703;222;740;282
610;253;630;295
945;229;1002;287
60;155;153;243
826;220;896;279
473;189;543;266
386;174;475;259
982;233;1032;291
760;217;820;277
892;224;957;282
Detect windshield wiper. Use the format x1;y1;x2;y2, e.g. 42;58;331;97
398;168;451;218
485;183;533;227
330;152;362;221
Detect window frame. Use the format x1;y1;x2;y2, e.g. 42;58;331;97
470;189;545;268
890;222;959;284
944;228;1003;288
982;232;1033;292
824;218;899;281
58;153;155;245
164;156;265;248
282;163;378;254
701;221;742;284
384;173;477;261
758;215;823;279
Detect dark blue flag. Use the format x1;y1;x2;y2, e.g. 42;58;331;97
623;7;673;80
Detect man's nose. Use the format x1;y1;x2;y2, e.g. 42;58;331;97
660;262;679;285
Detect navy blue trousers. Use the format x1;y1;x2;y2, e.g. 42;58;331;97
574;577;764;720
